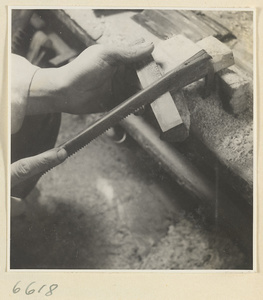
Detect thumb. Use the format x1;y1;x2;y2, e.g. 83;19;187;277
11;148;68;188
103;40;154;65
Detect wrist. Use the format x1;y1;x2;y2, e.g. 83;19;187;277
27;67;66;114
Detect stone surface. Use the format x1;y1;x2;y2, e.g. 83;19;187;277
11;113;247;269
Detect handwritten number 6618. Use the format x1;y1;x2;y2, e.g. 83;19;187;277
13;281;58;296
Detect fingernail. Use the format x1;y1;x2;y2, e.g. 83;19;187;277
130;38;145;46
57;148;68;162
138;41;154;48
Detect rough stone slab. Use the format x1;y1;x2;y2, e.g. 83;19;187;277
184;82;253;203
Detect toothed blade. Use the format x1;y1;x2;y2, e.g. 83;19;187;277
58;50;211;156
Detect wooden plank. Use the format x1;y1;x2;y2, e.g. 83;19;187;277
133;10;183;40
131;12;173;40
194;11;235;41
132;9;235;43
177;10;217;37
155;10;206;42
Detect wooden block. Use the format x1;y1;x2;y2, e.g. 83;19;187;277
196;36;234;72
136;36;207;142
136;56;185;136
153;35;203;72
217;65;251;114
150;36;202;141
154;35;234;75
142;35;235;141
160;90;191;142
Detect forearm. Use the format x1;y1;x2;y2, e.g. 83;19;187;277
11;54;64;133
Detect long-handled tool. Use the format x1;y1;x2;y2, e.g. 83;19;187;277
59;49;211;157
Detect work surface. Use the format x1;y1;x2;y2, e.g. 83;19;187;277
11;113;246;269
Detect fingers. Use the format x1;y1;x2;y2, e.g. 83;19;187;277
101;40;154;65
11;148;68;188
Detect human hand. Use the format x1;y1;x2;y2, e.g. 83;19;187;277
11;147;67;216
51;40;154;114
11;147;67;188
13;40;153;133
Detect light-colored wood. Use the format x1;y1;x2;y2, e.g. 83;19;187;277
153;35;203;71
136;56;183;133
148;35;203;141
217;65;252;114
196;35;234;72
136;35;206;141
140;35;235;141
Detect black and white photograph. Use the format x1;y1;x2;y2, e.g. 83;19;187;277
10;7;254;271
